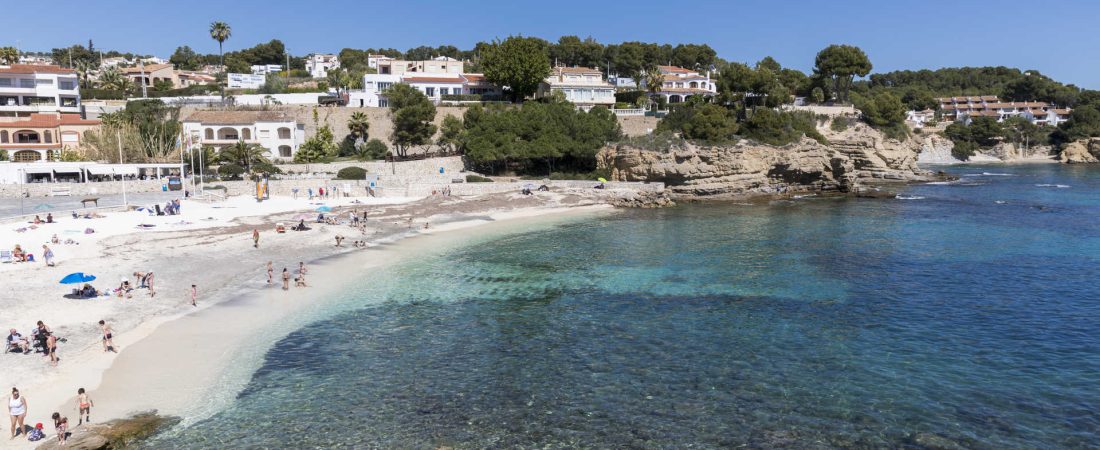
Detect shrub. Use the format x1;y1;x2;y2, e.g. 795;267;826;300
614;91;646;105
465;174;494;182
359;139;390;160
830;117;848;132
336;166;368;180
218;163;245;180
742;108;826;146
951;140;977;161
81;88;127;100
251;160;283;175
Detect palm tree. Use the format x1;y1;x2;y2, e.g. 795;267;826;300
218;140;268;174
347;111;370;143
209;21;232;72
644;66;665;110
73;60;94;89
97;67;122;89
0;46;18;65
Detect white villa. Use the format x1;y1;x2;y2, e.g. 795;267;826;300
353;73;501;107
536;66;616;109
182;111;304;161
367;54;394;70
250;64;283;76
0;65;82;117
306;54;340;78
652;65;716;104
376;56;463;76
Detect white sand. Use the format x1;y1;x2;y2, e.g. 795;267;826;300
0;189;613;447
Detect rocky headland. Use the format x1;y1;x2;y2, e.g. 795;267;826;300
1058;138;1100;164
598;124;935;200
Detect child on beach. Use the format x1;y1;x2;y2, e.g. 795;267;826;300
99;320;116;353
282;269;290;290
295;273;307;287
26;423;43;441
190;284;197;307
266;261;274;284
46;333;58;366
252;229;260;248
41;245;54;267
76;388;93;425
50;413;66;445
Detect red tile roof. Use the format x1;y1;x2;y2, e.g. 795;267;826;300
120;63;174;74
403;76;464;83
658;65;693;74
554;66;601;75
0;113;99;128
0;64;75;75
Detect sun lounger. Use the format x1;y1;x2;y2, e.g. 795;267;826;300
0;250;11;263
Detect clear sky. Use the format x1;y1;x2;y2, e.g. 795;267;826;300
3;0;1098;88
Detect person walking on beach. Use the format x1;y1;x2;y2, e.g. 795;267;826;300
190;284;197;307
75;388;92;425
99;320;116;353
50;412;66;445
282;268;290;290
266;261;274;284
41;245;54;267
252;229;260;248
9;388;27;439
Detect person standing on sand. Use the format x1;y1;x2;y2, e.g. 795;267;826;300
266;261;274;284
45;333;58;366
252;229;260;248
298;262;307;275
8;388;27;439
190;284;197;307
75;388;92;425
146;271;156;297
282;268;290;290
99;320;115;353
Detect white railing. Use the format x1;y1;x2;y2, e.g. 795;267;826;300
612;108;646;117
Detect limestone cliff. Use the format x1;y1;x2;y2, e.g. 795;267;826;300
1059;138;1100;164
598;124;932;199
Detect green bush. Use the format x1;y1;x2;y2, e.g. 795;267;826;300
951;140;977;161
359;139;389;160
82;88;127;100
614;91;646;105
830;117;848;132
336;166;368;180
465;174;494;182
742;108;826;146
251;160;283;175
218;163;245;180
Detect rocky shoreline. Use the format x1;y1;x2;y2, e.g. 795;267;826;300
35;411;178;450
598;124;941;200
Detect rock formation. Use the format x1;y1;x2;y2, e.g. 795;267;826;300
1058;138;1100;164
36;411;178;450
598;123;932;199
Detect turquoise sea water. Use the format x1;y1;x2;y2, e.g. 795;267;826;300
149;164;1100;449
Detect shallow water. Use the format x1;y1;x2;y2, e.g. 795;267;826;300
148;164;1100;449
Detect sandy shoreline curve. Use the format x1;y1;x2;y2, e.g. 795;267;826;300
0;190;613;449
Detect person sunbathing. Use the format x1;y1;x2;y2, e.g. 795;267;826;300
295;274;307;287
12;245;25;262
6;329;30;354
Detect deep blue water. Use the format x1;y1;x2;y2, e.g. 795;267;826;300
150;164;1100;449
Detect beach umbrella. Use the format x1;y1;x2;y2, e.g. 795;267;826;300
597;177;608;183
59;273;96;284
315;206;332;212
33;203;53;211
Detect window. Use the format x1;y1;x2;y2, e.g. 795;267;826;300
440;88;449;96
44;131;52;143
60;97;78;107
379;98;388;108
0;78;10;87
19;79;35;88
204;128;214;140
59;80;76;90
36;78;54;86
278;145;292;157
277;127;291;139
425;87;435;97
259;129;270;138
0;131;7;143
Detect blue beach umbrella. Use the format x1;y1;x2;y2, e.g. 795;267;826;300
315;206;332;212
59;273;96;284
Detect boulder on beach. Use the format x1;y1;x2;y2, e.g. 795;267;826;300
36;411;179;450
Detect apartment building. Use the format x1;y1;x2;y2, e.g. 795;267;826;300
182;111;304;160
653;65;716;104
536;66;616;109
0;113;100;162
353;73;501;107
306;54;340;78
121;63;181;89
376;56;463;76
0;65;82;117
937;96;1071;126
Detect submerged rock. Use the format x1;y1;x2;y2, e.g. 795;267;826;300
608;189;676;208
36;411;179;450
908;432;969;450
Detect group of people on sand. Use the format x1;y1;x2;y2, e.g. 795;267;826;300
8;386;96;445
8;243;56;266
267;261;310;290
114;271;156;299
6;321;61;366
32;213;54;225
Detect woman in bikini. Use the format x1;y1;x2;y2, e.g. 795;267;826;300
8;388;26;439
282;268;290;290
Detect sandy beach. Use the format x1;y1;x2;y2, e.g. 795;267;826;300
0;189;614;448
